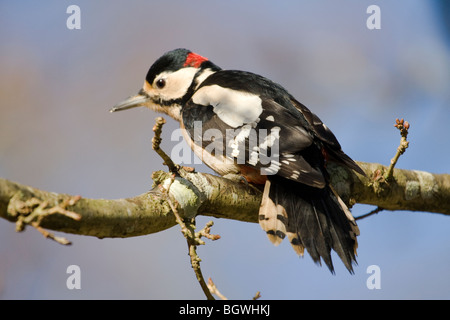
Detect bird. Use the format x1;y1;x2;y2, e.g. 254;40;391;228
111;48;364;273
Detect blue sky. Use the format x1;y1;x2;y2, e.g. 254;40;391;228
0;1;449;299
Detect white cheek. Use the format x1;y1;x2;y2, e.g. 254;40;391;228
193;85;263;128
157;67;198;100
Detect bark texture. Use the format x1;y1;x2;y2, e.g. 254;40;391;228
0;161;449;240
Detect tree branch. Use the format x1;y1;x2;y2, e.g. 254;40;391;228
327;162;450;215
1;160;449;241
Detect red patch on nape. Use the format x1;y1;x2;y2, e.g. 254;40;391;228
183;52;208;68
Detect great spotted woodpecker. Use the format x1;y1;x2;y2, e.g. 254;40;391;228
111;48;364;273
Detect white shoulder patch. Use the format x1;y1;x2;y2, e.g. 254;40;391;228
193;85;263;128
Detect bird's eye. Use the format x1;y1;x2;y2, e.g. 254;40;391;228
156;78;166;89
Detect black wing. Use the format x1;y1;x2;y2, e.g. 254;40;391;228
182;70;363;187
289;98;365;176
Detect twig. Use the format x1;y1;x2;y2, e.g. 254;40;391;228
252;291;262;300
385;118;410;181
31;224;72;245
151;117;220;300
355;206;384;221
162;177;217;300
197;221;221;241
152;117;179;173
207;277;228;300
8;195;82;245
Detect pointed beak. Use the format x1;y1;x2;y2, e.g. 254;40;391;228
109;89;150;113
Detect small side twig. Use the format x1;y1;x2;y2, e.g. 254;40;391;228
162;176;219;300
152;117;179;173
355;206;384;221
207;277;228;300
8;194;82;245
385;118;410;181
252;291;262;300
151;117;220;300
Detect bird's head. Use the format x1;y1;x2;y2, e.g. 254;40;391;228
110;48;219;121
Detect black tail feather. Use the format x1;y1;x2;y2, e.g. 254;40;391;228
259;176;358;273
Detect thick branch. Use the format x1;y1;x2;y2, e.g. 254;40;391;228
1;162;449;239
0;170;261;239
327;162;450;215
0;177;175;238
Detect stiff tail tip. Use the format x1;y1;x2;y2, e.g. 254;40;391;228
258;178;359;274
258;180;306;258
